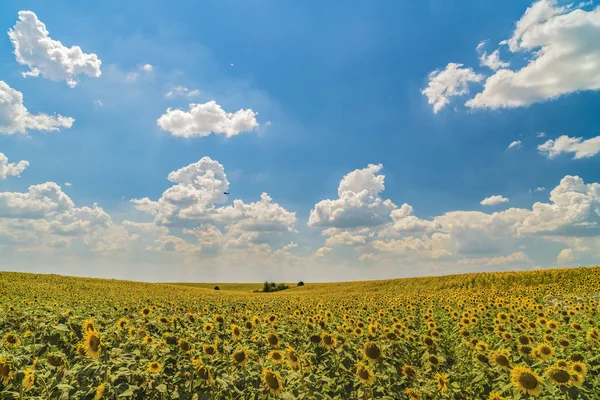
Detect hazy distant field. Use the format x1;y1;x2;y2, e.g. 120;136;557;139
1;267;599;399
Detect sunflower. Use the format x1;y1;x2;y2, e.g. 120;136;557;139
532;343;554;360
22;367;34;391
212;314;225;324
191;359;214;385
405;388;421;400
263;369;283;396
82;318;96;333
266;332;280;348
231;324;242;341
82;329;102;359
570;372;584;387
286;347;301;371
490;349;511;370
115;318;128;331
202;344;218;357
434;372;449;392
570;361;587;377
0;356;13;385
142;335;154;345
362;342;382;362
178;338;193;353
3;333;21;348
355;362;375;385
545;366;572;386
232;348;248;366
320;332;337;349
95;383;106;400
203;323;215;333
401;365;417;380
488;392;506;400
510;365;544;396
427;354;442;369
48;353;65;368
140;307;152;318
147;361;162;373
268;350;285;364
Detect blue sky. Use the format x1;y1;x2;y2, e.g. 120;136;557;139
1;0;599;282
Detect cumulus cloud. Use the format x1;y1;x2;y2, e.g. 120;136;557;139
142;64;153;72
538;134;600;159
308;164;397;228
8;11;102;87
557;248;575;264
0;182;74;219
507;140;522;150
0;81;74;135
466;1;600;109
477;41;510;70
0;152;29;180
422;63;484;113
165;86;200;98
157;101;259;138
481;195;509;206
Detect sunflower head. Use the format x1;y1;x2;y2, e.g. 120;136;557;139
147;361;162;374
363;341;382;362
22;367;35;392
355;362;375;385
266;332;280;348
286;347;301;371
545;366;572;386
232;348;248;366
83;329;102;359
510;365;544;396
262;369;283;396
404;388;421;400
435;372;449;392
401;364;417;380
268;350;284;364
571;361;587;377
488;392;506;400
3;333;21;348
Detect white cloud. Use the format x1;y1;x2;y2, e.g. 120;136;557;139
0;152;29;180
0;81;75;135
477;41;510;70
131;157;296;242
557;248;575;264
165;86;200;98
481;195;509;206
422;63;484;113
508;140;522;150
64;182;72;187
8;11;102;87
157;101;259;138
537;132;546;138
538;135;600;159
535;187;546;192
94;100;103;107
308;164;397;228
142;64;153;72
0;182;74;219
485;251;531;266
315;246;332;257
466;1;600;109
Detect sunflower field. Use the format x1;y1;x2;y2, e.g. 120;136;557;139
1;267;599;399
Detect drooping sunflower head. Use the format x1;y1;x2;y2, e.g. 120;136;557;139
22;367;35;392
3;333;21;348
401;364;417;380
435;372;449;392
83;329;102;359
263;369;283;396
147;361;162;374
545;366;572;386
355;362;375;385
510;365;544;396
0;356;14;386
404;388;421;400
286;347;301;371
362;341;382;362
191;359;214;385
47;353;65;368
212;314;225;324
